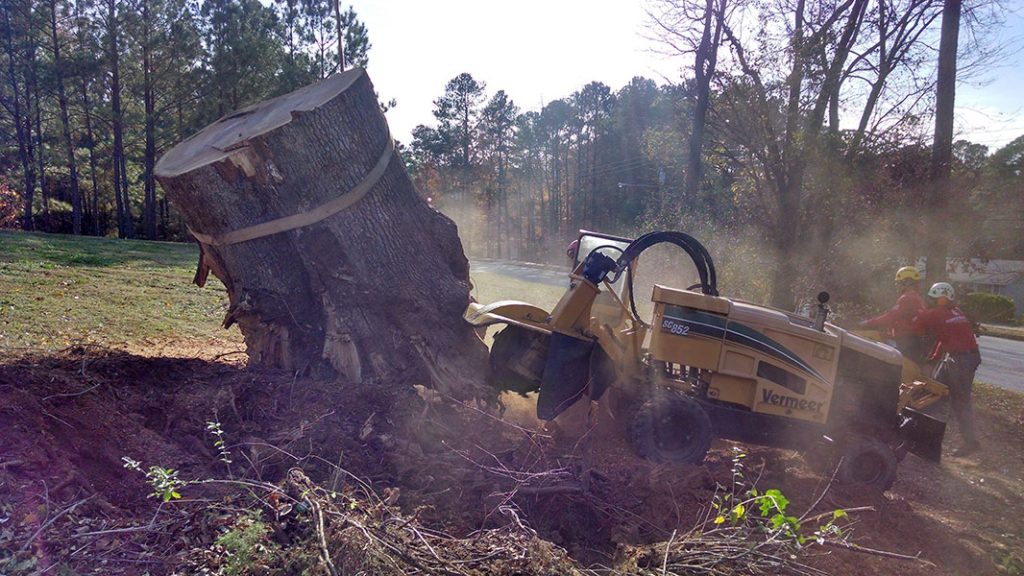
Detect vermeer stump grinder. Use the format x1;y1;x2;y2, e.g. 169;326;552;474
465;230;948;491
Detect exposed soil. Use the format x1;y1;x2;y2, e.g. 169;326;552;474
1;343;1022;575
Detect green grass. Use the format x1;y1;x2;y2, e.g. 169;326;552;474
0;230;569;352
0;230;238;351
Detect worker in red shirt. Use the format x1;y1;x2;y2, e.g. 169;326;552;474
566;239;580;263
912;282;982;456
861;266;927;360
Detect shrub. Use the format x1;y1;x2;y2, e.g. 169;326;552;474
0;179;19;228
961;292;1016;324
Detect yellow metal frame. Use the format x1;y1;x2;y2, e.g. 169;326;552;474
463;300;551;333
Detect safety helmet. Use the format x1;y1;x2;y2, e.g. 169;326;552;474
927;282;955;300
566;239;580;260
894;266;921;283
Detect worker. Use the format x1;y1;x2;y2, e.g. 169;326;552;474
912;282;982;456
566;239;580;263
860;266;926;360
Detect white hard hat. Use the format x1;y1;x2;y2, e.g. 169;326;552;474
927;282;954;300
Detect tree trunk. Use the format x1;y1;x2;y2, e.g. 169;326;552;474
32;60;49;232
1;0;35;231
50;0;83;235
142;0;157;239
155;69;489;399
683;0;724;209
81;76;101;236
927;0;960;284
108;0;132;238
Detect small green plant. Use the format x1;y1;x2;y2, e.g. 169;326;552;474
206;417;233;476
709;448;850;548
216;512;278;576
121;456;185;502
644;448;859;574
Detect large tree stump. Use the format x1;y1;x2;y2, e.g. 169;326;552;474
155;68;487;398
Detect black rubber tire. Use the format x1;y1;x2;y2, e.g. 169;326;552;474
489;325;545;396
628;391;712;465
836;436;898;491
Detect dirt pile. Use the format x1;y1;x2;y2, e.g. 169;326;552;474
1;346;1023;575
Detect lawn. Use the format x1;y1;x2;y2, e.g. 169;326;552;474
0;230;566;352
0;230;237;351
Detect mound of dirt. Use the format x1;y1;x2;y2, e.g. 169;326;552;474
2;346;1023;575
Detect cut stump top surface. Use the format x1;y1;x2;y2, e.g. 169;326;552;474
155;68;364;178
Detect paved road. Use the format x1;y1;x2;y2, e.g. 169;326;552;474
471;259;1024;394
471;259;566;287
976;336;1024;393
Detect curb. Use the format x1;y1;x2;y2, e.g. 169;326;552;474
978;327;1024;343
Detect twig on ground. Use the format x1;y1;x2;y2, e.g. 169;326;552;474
19;495;95;553
662;528;677;575
801;505;874;525
212;350;247;361
515;484;584;496
307;497;339;576
39;408;74;428
798;456;843;524
71;519;176;540
42;382;101;401
823;541;936;565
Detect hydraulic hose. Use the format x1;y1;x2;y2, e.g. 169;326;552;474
610;231;718;296
579;230;719;330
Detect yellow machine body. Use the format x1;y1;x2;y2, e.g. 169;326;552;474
466;229;947;468
648;285;839;425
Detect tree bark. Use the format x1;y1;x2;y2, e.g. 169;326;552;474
155;69;489;399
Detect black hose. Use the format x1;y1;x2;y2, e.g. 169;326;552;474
583;232;717;329
625;265;649;328
611;231;718;296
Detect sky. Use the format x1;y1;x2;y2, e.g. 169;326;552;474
356;0;1024;153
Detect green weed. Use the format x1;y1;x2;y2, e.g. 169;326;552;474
216;512;279;576
709;448;850;548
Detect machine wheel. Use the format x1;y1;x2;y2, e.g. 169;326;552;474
489;325;546;396
629;391;712;465
836;436;898;491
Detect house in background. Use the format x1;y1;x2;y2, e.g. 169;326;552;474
919;259;1024;316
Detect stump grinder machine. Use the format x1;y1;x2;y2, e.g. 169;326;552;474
465;230;948;490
